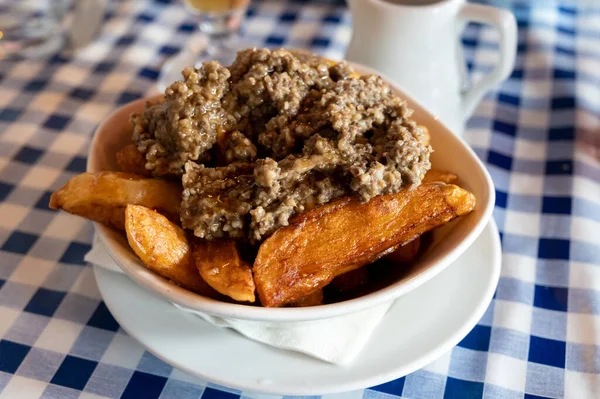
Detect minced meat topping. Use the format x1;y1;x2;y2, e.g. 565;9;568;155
132;48;432;243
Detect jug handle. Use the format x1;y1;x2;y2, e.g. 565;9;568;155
457;3;517;120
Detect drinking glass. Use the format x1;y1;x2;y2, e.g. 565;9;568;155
158;0;251;91
0;0;69;60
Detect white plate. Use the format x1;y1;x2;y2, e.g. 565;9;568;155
93;220;501;396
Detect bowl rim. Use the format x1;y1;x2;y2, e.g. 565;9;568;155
88;61;495;322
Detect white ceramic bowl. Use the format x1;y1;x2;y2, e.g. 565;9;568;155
88;63;495;322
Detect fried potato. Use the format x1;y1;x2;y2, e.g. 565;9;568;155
385;237;421;264
423;169;458;184
49;172;181;230
289;290;324;307
125;205;219;297
254;183;476;307
116;144;151;177
192;239;256;303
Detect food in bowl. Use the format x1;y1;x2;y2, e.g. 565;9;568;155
50;48;476;308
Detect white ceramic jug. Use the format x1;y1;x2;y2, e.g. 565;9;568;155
345;0;517;134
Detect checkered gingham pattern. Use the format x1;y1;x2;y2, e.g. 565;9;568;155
0;0;599;398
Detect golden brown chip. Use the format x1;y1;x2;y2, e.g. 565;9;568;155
192;239;256;303
125;204;219;297
254;183;476;307
49;172;181;229
116;144;151;177
423;170;458;184
385;237;421;264
289;290;324;307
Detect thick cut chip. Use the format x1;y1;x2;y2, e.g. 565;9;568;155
125;205;219;297
49;172;181;229
192;239;256;303
254;183;476;307
116;144;151;177
386;237;421;264
423;170;458;184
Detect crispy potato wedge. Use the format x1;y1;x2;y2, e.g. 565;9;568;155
386;237;421;264
254;183;476;307
116;144;151;177
289;290;324;307
49;172;181;230
423;170;458;184
192;239;256;303
125;205;220;297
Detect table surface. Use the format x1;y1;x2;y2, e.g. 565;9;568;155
0;0;599;398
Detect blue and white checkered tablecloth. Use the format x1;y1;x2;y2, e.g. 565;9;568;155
0;0;599;397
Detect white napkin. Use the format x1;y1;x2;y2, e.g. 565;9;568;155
85;235;392;365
